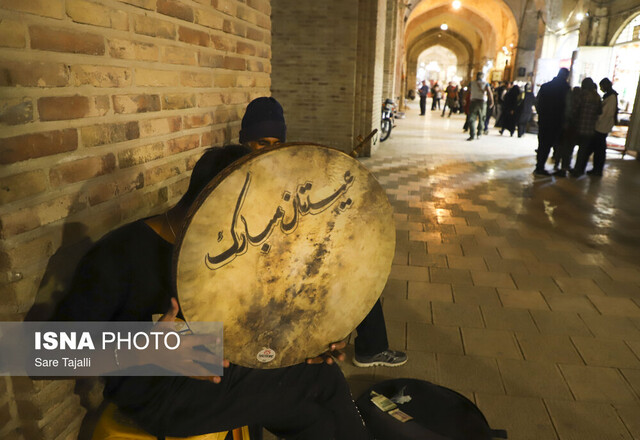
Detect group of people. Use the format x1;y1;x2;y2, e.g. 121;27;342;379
418;80;462;117
417;69;619;177
534;68;619;177
54;97;407;439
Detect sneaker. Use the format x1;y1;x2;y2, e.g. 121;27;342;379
353;349;408;368
533;169;551;176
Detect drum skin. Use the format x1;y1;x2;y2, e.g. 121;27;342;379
174;143;395;368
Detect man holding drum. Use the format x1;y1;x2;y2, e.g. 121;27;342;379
238;97;408;369
54;144;371;439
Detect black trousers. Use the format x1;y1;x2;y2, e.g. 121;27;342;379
574;131;607;174
117;363;369;440
535;127;561;171
355;299;389;357
419;96;426;115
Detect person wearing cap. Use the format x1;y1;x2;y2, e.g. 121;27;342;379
54;144;371;440
239;97;408;369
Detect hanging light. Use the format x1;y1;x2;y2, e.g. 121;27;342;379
576;12;584;21
557;21;565;29
440;23;448;30
452;0;461;10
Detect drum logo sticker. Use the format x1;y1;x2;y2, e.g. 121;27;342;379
256;348;276;363
205;170;355;270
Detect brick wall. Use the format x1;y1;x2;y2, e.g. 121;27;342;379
0;0;271;438
271;1;359;151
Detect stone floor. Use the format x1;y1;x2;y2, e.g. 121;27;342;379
342;103;640;440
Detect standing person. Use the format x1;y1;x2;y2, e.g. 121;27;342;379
240;97;408;368
572;78;618;177
516;83;536;138
431;82;441;110
466;72;494;141
494;82;507;128
418;80;429;116
482;82;495;134
500;84;520;136
441;82;458;117
557;79;601;177
533;68;571;176
53;143;371;440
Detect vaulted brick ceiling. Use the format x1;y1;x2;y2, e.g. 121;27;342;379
406;0;519;62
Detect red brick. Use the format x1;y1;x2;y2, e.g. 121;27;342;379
181;71;212;87
108;38;159;62
113;94;161;114
199;92;224;107
212;73;236;87
210;34;235;51
178;26;210;47
0;61;69;87
139;116;181;137
195;9;223;30
198;51;224;68
0;97;33;125
223;56;246;71
133;15;176;40
0;129;77;165
49;154;116;187
183;112;213;129
222;19;246;37
0;170;48;204
247;0;270;15
246;27;265;42
162;93;196;110
162;46;198;65
236;41;256;56
201;127;225;147
167;134;200;154
29;26;104;55
38;95;110;121
213;0;237;16
144;161;183;186
71;65;132;87
118;142;165;168
81;121;140;147
0;0;65;19
117;0;155;10
157;0;193;22
0;18;26;48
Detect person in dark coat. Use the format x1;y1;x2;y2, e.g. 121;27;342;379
533;68;571;175
499;84;520;136
418;80;429;115
516;83;535;138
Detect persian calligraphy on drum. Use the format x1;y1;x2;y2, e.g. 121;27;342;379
175;143;395;368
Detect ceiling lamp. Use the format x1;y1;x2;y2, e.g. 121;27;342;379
452;0;461;10
576;12;584;21
440;23;449;30
557;21;565;29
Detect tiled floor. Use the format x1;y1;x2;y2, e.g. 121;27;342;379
343;103;640;439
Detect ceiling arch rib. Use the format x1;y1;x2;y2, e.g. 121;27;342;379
406;0;519;59
407;28;473;68
405;5;497;60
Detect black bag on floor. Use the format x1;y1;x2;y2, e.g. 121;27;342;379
356;378;507;440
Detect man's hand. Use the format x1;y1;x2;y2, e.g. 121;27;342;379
305;341;347;365
156;298;230;383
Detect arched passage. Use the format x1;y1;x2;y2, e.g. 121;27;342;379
407;28;473;90
404;0;520;92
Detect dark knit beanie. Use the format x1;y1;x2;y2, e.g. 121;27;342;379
239;97;287;144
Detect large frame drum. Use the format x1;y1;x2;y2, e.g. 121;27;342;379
174;143;395;368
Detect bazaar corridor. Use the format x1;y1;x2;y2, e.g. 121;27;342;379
343;102;640;440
